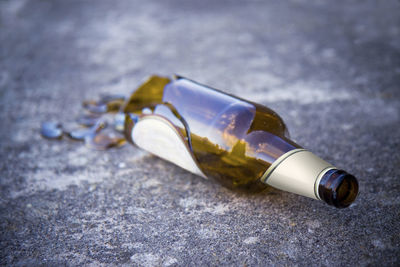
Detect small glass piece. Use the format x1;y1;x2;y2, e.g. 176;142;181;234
85;132;126;150
91;120;108;132
76;113;101;127
105;99;125;112
82;99;124;114
142;107;152;115
66;128;92;141
82;100;107;114
40;122;63;139
66;120;107;141
114;112;126;132
99;93;125;104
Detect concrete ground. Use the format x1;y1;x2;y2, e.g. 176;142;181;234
1;0;399;265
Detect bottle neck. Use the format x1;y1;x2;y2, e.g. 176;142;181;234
262;149;359;208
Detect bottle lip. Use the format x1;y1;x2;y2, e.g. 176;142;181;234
318;169;359;208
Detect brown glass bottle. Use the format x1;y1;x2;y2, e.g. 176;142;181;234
122;75;359;208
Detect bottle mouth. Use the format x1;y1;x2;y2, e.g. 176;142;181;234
318;169;359;208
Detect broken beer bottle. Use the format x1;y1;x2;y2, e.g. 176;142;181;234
122;75;359;208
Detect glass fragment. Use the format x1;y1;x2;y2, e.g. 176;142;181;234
114;112;126;132
99;93;125;104
82;100;107;114
66;120;107;141
66;128;92;141
40;122;63;139
76;113;101;127
85;132;126;150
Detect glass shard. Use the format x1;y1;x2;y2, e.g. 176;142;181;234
82;99;124;114
114;112;126;132
66;128;92;141
76;113;101;127
85;132;126;150
82;100;108;114
99;93;125;104
40;122;63;139
105;99;125;112
66;120;107;141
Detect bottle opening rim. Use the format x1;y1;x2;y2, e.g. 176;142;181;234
318;169;359;208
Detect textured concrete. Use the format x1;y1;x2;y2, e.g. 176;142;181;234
1;0;399;266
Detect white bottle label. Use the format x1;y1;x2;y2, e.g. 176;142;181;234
131;115;207;178
261;149;334;200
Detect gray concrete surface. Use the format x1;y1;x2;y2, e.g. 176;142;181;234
1;0;399;266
